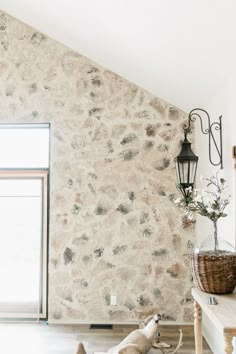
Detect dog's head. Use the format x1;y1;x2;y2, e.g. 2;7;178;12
153;314;161;323
139;313;162;329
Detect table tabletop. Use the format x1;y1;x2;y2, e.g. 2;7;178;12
192;288;236;336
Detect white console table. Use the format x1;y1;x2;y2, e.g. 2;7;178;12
192;288;236;354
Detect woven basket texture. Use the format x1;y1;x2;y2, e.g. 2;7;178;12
190;251;236;294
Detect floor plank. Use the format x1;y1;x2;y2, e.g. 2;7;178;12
0;323;212;353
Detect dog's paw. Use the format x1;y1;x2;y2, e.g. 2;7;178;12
152;340;171;349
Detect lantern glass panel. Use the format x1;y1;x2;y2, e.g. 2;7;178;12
175;161;180;184
189;160;198;186
180;161;189;184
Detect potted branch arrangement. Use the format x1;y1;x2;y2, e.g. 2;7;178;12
175;172;236;294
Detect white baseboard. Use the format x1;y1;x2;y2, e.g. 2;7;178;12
47;319;193;326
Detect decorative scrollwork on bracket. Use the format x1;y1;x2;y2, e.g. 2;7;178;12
184;108;223;168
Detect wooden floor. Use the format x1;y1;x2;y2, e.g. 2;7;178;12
0;322;213;354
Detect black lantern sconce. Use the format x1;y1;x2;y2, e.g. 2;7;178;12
175;108;223;204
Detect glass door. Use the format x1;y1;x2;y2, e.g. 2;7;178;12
0;172;48;318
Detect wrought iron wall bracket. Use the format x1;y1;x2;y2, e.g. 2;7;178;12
184;108;223;169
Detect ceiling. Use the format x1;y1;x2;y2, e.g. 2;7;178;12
0;0;236;112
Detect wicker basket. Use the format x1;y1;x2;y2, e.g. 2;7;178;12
190;251;236;294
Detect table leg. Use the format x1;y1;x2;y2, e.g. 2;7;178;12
194;300;202;354
224;334;233;354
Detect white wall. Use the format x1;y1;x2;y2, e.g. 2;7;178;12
195;70;236;354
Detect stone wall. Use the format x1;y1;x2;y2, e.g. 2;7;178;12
0;11;195;323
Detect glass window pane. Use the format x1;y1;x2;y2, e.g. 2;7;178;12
0;124;50;168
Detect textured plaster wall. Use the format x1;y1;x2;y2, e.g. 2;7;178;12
0;11;195;323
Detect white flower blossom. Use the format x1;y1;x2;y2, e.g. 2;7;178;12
206;207;214;213
174;198;181;204
185;186;192;192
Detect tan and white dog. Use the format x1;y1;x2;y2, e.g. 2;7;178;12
76;314;183;354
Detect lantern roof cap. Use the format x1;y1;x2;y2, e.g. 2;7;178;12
175;135;198;161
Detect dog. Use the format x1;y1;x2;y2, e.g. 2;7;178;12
76;314;183;354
